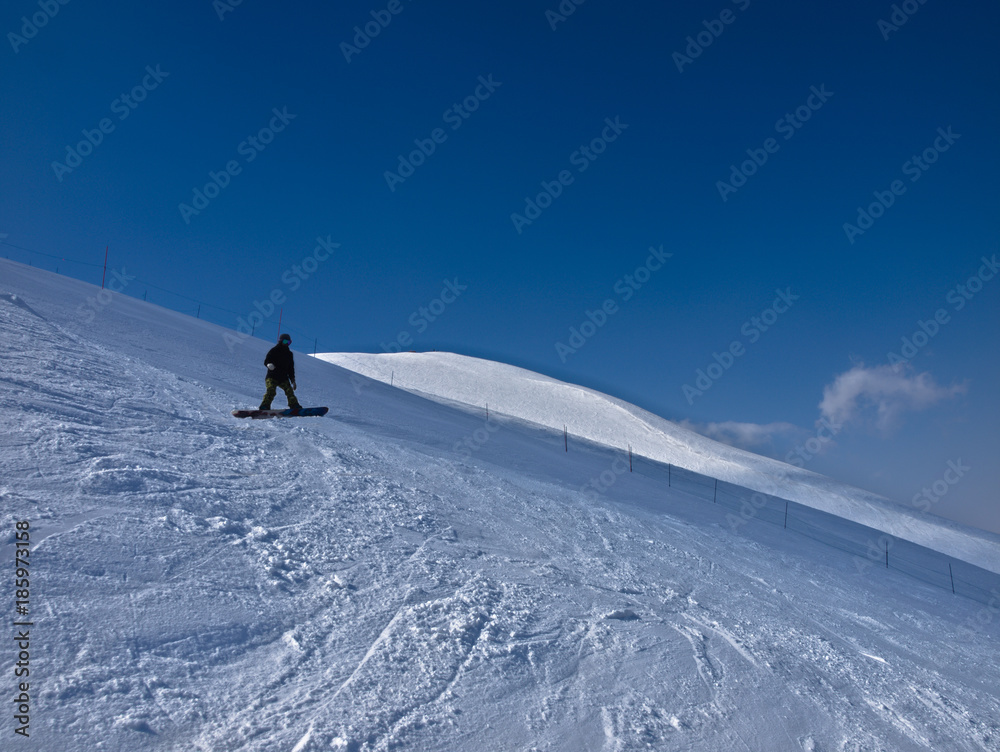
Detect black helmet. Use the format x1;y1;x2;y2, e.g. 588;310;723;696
278;333;291;345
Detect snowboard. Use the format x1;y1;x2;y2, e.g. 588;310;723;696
232;407;329;419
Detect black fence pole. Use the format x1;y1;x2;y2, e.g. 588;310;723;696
784;501;789;529
668;464;671;487
949;563;956;594
713;478;717;503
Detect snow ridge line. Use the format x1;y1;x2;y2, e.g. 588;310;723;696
322;351;1000;578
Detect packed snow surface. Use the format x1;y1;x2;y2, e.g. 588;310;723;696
2;258;999;752
319;351;1000;574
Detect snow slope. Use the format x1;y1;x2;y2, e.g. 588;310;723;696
318;351;1000;575
2;258;999;752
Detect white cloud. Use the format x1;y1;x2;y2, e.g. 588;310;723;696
818;364;965;432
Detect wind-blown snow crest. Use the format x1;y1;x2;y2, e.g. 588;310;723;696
318;351;1000;574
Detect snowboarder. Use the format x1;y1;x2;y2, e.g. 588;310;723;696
260;333;302;411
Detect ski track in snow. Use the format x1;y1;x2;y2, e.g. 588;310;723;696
2;261;1000;752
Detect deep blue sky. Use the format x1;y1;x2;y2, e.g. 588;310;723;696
3;0;998;533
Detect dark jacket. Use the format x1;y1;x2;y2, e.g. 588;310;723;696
264;343;295;383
